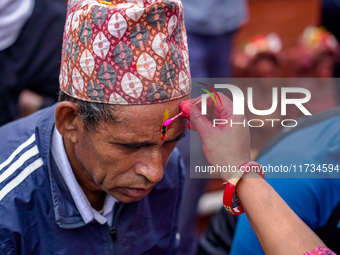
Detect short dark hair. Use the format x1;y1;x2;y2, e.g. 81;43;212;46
58;91;117;131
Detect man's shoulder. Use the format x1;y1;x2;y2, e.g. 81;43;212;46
0;109;55;254
0;105;56;161
0;135;51;255
0;129;50;209
0;107;55;222
0;105;55;145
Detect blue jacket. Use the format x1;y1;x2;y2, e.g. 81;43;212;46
0;104;185;255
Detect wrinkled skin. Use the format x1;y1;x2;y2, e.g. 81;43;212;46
55;96;188;208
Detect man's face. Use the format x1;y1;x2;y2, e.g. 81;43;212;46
70;97;188;203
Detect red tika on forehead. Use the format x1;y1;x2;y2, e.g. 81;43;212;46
59;0;191;105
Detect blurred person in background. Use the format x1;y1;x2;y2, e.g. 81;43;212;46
177;0;248;253
233;33;284;155
234;33;283;79
322;0;340;102
0;0;66;126
181;0;248;79
285;27;339;78
322;0;340;79
285;27;339;120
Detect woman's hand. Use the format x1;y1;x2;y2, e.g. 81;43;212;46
179;93;251;179
180;93;329;255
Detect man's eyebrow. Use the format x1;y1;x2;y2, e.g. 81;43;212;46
120;141;153;148
119;132;187;149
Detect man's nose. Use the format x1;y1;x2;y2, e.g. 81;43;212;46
135;148;163;184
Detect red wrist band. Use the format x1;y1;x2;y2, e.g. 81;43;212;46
223;161;264;215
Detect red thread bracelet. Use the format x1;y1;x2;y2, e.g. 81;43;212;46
223;161;264;215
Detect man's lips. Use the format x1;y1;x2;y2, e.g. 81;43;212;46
124;186;154;198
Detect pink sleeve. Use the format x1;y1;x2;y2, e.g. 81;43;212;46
304;247;337;255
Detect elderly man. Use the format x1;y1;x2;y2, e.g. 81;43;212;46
0;0;190;254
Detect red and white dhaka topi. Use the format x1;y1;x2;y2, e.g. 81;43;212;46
59;0;191;105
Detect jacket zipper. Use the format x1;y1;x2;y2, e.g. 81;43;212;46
108;202;124;255
109;227;117;242
106;224;115;255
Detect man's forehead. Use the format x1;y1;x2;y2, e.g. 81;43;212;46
102;102;186;143
114;101;182;124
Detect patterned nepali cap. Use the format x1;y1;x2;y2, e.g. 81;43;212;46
59;0;191;105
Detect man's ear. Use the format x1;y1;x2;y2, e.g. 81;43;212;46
55;102;82;143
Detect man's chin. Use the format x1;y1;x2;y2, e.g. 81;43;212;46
109;187;153;203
